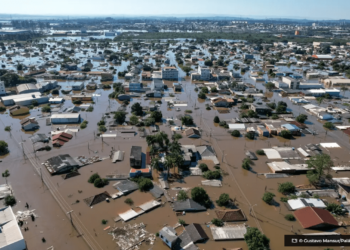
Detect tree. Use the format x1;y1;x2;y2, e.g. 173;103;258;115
244;227;270;250
326;203;343;215
125;198;134;206
191;187;211;208
51;89;59;95
88;173;100;183
150;111;162;122
99;125;107;132
242;158;251;170
285;214;295;221
199;163;209;172
265;82;275;91
4;195;16;206
150;158;161;173
213;116;220;123
41;105;51;113
129;115;139;125
278;182;295;194
94;178;109;188
211;87;218;93
114;111;126;124
216;193;230;206
201;87;209;94
211;218;224;227
17;64;23;71
131;102;143;116
198;92;206;99
204;60;213;67
179;219;186;225
256;150;265;155
137;177;153;191
180;115;194;126
245;133;255;140
231;130;241;137
2;170;9;185
316;97;324;106
4;126;11;132
262;192;275;204
296;114;308;123
177;190;188;201
323;122;335;130
203;170;221;180
280;130;292;139
306;154;333;185
0;141;8;153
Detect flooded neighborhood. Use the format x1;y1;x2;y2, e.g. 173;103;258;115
2;3;350;250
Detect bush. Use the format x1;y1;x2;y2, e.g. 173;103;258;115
191;187;211;208
73;100;82;105
214;116;220;123
211;218;224;227
0;106;5;112
42;105;51;112
242;158;251;170
326;203;343;215
323;122;335;130
102;219;108;225
203;170;221;180
97;120;105;126
180;115;193;126
219;121;226;127
150;111;162;122
4;126;11;132
94;178;109;188
280;130;292;139
114;111;126;124
4;195;16;206
216;193;230;206
198;92;206;99
262;192;275;204
177;190;188;201
51;89;59;95
231;130;241;137
245;133;255;140
280;197;289;202
179;219;186;225
0;141;8;153
129;115;139;125
125;198;134;206
278;182;295;194
244;227;270;250
256;149;265;155
271;114;279;119
185;110;192;113
199;163;209;172
88;173;100;183
99;125;107;132
137;177;153;191
86;106;94;112
285;214;295;221
80;120;88;129
32;100;38;106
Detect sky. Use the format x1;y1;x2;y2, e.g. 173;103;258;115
1;0;350;20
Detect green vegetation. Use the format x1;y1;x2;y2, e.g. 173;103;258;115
177;190;188;201
262;192;275;204
244;227;270;250
180;115;194;126
285;214;295;221
245;133;255;140
199;163;209;172
280;197;289;202
4;126;11;132
178;219;186;225
231;130;241;137
306;154;333;185
323;122;335;130
41;105;51;113
99;125;107;132
203;170;221;180
326;203;343;215
0;106;5;112
296;114;308;123
131;102;143;116
265;82;275;91
80;120;88;129
242;158;251;170
280;130;292;139
4;195;16;206
256;149;265;155
101;219;108;225
0;140;9;153
129;115;139;125
191;187;211;208
271;114;279;119
133;177;153;191
51;89;59;95
73;100;82;105
216;193;230;207
114;111;126;124
211;218;224;227
198;92;206;99
125;198;134;206
150;111;163;122
278;182;296;194
88;173;100;183
86;106;94;112
2;170;10;184
93;178;109;188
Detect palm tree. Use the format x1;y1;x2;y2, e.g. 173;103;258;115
169;140;182;154
151;158;161;173
172;153;184;174
2;170;10;185
146;135;156;147
164;155;174;180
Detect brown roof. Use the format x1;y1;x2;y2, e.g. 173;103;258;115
52;134;70;142
294;207;339;229
184;128;200;137
215;209;247;222
52;140;65;146
20;118;38;126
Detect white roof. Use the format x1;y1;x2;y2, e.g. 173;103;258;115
228;124;246;130
138;200;161;212
0;207;24;248
51;113;80;119
303;104;318;110
320;143;340;148
119;209;139;221
210;224;247;240
263;149;281;159
287;198;326;210
1;92;43;101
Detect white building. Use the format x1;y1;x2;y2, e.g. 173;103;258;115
287;198;326;210
51;113;81;124
282;77;323;90
0;206;26;250
1;92;49;106
161;67;178;80
151;79;164;91
0;81;5;96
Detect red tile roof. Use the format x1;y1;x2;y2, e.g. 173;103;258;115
294;207;338;229
215;209;247;222
52;134;70;142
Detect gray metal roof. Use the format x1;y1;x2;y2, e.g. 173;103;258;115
159;226;178;243
173;199;206;212
149;184;164;199
210;224;247;240
112;151;124;163
185;223;208;243
113;180;138;194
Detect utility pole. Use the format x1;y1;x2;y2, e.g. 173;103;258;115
40;168;43;184
67;210;74;225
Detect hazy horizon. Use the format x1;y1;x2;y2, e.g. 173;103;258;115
1;0;350;20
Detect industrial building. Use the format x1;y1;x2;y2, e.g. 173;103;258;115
161;67;178;80
0;92;49;106
50;113;81;124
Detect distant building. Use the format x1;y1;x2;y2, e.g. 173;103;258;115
130;146;142;168
244;54;254;60
161;67;178;80
191;66;217;81
43;154;80;175
16;83;39;94
20;117;39;131
72;82;84;91
1;92;49;106
159;226;178;249
323;77;350;88
151;79;164;91
294;207;339;229
51;113;81;124
128;81;143;92
173;82;182;92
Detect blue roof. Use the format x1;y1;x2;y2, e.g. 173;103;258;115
282;124;299;131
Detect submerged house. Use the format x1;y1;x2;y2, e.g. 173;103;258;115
43;154;80;175
130;146;142;168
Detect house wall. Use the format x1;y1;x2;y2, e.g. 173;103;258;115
1;238;26;250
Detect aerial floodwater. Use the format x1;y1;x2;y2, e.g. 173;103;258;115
1;3;350;250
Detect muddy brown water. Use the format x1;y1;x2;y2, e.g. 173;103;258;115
1;50;350;249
